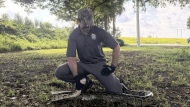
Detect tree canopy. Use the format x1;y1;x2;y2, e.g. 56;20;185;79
187;16;190;30
2;0;190;35
0;0;4;8
11;0;126;36
11;0;190;24
133;0;190;9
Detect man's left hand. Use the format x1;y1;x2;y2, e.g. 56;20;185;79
101;65;116;76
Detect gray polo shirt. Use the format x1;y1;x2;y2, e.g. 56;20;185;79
66;26;118;63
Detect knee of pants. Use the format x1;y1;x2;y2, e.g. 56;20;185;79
55;64;69;80
55;66;63;80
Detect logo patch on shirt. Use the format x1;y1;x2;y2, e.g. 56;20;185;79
91;33;96;40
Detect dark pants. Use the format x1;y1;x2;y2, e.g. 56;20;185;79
55;61;122;94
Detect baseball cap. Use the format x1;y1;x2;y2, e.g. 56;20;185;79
78;8;94;27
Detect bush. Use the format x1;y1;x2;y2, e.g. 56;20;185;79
25;33;39;42
116;39;125;46
10;43;22;51
0;45;10;53
102;38;125;47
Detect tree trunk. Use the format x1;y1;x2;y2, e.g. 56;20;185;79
104;16;108;31
113;13;116;37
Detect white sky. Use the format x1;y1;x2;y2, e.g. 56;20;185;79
0;0;190;38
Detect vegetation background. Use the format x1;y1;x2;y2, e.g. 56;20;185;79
0;13;189;53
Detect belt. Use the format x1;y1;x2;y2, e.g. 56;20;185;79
82;59;106;64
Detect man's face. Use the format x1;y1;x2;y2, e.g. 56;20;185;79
79;19;93;34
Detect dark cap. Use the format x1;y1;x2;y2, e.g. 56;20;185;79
78;8;94;26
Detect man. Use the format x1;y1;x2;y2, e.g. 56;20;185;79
55;8;123;94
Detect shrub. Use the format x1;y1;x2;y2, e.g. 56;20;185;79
10;43;22;51
25;33;39;42
102;38;125;47
116;39;125;46
0;45;10;53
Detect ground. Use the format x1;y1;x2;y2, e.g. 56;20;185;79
0;46;190;107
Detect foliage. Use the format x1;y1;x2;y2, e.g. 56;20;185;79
12;0;125;34
10;0;190;37
112;27;122;38
0;0;4;8
0;13;71;53
0;34;68;53
25;33;39;42
4;0;190;39
187;16;190;30
116;38;125;46
132;0;190;10
102;38;125;47
92;0;125;32
0;14;18;35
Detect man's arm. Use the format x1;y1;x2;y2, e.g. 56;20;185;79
111;44;120;67
67;57;78;77
100;44;120;76
67;57;86;90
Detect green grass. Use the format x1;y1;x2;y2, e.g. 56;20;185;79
0;46;190;107
0;34;68;53
1;36;189;53
120;37;188;44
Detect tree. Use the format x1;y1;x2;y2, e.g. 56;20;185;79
0;0;5;8
0;14;10;34
92;0;124;36
110;0;125;37
13;13;24;25
187;16;190;30
13;0;190;13
12;0;190;35
131;0;190;9
35;22;54;38
13;13;24;36
12;0;126;30
23;17;34;35
34;19;40;28
0;14;17;35
1;13;9;21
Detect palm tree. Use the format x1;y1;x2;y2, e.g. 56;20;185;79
111;0;125;37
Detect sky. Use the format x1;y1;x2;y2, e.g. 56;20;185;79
0;0;190;38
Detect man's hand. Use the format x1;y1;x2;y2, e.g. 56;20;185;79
74;75;86;90
101;65;116;76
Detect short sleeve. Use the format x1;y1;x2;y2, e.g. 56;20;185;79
102;31;118;49
66;34;76;57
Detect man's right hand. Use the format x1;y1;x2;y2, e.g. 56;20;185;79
74;75;86;90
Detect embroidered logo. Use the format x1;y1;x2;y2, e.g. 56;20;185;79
91;33;96;40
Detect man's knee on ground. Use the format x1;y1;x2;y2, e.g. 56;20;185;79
55;65;65;80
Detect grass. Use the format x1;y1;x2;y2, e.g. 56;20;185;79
0;34;68;53
1;37;189;53
0;46;190;107
120;37;189;45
